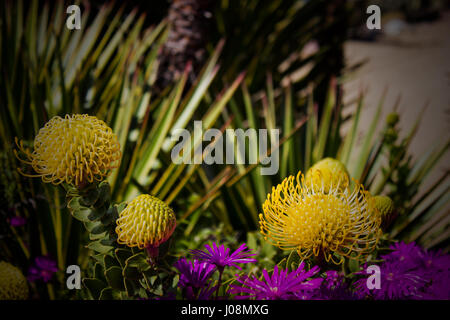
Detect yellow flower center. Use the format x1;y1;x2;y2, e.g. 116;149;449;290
282;194;350;251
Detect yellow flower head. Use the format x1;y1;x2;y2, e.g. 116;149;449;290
116;194;176;250
15;114;121;187
373;195;395;224
304;157;349;193
0;261;28;300
259;171;381;264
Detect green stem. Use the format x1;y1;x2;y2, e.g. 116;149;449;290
46;283;55;300
54;188;64;271
10;226;29;259
215;268;224;300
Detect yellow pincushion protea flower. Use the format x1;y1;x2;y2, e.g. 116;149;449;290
0;261;28;300
15;114;121;187
304;157;350;193
116;194;176;253
259;171;381;264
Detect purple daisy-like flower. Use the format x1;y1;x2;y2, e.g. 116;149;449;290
190;243;257;271
421;272;450;300
180;282;218;300
354;261;427;300
9;216;27;227
174;258;216;288
323;270;340;290
353;241;450;300
174;258;217;300
418;248;450;273
418;249;450;299
316;271;357;300
28;256;58;283
381;241;423;267
229;263;322;300
196;283;218;300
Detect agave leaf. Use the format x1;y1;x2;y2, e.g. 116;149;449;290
304;90;316;171
408;171;449;215
408;191;450;245
127;67;188;199
352;89;384;181
95;7;136;75
161;40;224;152
313;78;335;162
391;181;450;238
242;82;266;208
281;84;294;178
407;140;450;186
151;72;245;199
164;117;232;204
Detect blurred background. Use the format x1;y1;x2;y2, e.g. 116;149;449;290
344;0;450;192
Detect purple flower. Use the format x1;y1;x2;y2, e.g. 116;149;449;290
180;283;218;300
418;249;450;300
9;216;27;227
354;260;427;300
354;241;450;300
381;241;423;267
353;242;450;300
418;249;450;274
174;258;215;288
154;292;176;300
323;270;340;290
317;271;357;300
28;256;58;283
229;263;322;300
195;283;218;300
173;258;217;300
421;272;450;300
190;243;257;271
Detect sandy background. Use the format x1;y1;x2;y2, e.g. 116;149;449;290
343;10;450;190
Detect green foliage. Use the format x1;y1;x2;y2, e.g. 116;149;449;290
0;0;448;301
212;0;348;95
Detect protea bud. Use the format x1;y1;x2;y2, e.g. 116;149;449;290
373;195;395;228
386;112;400;127
0;261;28;300
15;114;121;188
304;157;350;193
115;194;176;261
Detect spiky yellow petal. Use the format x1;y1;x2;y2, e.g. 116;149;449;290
115;194;176;249
259;171;381;264
304;157;349;193
0;261;28;300
15;114;121;187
